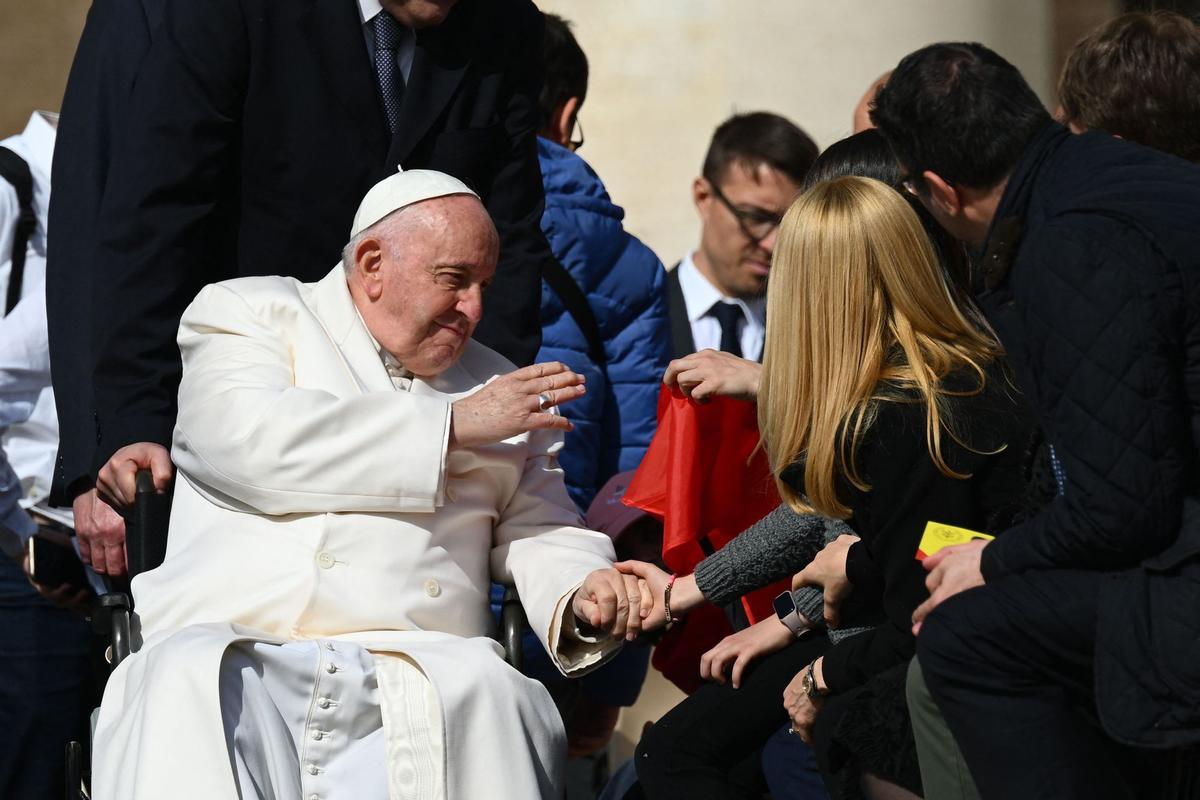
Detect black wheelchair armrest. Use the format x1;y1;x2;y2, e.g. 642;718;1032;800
501;586;526;671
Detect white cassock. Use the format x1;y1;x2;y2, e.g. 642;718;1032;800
92;265;623;799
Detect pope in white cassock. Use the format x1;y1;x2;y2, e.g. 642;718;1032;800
90;170;655;800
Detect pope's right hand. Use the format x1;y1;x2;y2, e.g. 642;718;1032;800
450;362;585;449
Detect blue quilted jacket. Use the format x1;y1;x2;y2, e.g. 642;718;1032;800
536;138;670;511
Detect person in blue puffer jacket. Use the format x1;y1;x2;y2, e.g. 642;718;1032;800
535;13;670;513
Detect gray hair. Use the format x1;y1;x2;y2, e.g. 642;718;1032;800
340;205;420;273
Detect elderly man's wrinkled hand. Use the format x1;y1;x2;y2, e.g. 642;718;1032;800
663;349;761;404
792;533;859;628
613;559;671;631
912;540;987;635
72;488;129;576
450;362;585;449
782;659;826;745
572;568;653;642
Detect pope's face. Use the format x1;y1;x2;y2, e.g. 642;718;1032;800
353;196;498;377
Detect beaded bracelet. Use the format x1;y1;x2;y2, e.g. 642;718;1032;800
663;573;681;630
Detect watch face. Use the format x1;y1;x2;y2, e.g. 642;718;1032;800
801;669;815;697
773;590;795;620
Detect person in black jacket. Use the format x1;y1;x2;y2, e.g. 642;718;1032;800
49;0;554;576
623;176;1034;800
873;42;1200;799
45;0;165;577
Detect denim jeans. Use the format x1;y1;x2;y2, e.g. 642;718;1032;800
0;552;93;798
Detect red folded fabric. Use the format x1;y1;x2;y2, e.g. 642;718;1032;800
623;386;789;692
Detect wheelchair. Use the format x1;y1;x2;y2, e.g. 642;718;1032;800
65;471;528;799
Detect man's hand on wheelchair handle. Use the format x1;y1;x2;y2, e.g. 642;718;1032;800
97;442;173;508
83;442;174;576
572;568;654;641
73;488;128;576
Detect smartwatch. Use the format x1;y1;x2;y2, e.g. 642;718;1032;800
773;590;808;638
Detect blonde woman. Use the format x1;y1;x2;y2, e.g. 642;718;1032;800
627;176;1035;800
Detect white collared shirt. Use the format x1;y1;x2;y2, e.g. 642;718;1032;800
0;111;67;554
353;304;414;391
357;0;416;84
676;251;766;360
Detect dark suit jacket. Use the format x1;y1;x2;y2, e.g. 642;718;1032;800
66;0;549;483
665;264;765;362
46;0;164;503
665;265;696;359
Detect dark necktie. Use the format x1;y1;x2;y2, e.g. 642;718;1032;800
372;12;405;133
709;301;743;358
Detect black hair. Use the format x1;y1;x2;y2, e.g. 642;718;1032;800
870;42;1051;189
801;129;902;191
701;112;818;187
538;14;588;130
803;130;972;298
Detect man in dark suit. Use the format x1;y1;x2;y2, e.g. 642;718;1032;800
46;0;165;574
49;0;554;575
665;112;815;361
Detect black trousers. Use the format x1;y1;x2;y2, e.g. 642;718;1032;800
917;569;1153;800
635;633;831;799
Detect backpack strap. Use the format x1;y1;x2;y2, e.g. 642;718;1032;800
0;146;35;316
542;258;607;367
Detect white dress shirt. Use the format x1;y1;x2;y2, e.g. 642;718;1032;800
676;251;766;360
0;111;68;556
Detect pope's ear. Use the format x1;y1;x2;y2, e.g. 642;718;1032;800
922;170;962;218
353;236;386;300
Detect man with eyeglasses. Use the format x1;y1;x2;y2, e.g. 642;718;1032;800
666;112;816;363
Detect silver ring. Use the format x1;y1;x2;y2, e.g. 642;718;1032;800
538;393;553;410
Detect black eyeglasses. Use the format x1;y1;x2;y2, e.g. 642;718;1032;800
707;179;783;242
569;117;584;151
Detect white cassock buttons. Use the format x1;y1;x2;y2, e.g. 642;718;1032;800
312;730;325;741
307;764;319;776
316;551;336;570
325;662;338;674
317;697;331;709
424;579;441;598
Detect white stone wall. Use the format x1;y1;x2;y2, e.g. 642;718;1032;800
535;0;1055;267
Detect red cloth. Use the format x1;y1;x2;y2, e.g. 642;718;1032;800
623;386;788;693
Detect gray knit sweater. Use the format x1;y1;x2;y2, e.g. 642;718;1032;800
692;503;868;643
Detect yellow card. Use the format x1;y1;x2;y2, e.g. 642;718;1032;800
916;521;994;561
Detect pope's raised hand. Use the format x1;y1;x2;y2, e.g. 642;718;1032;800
450;361;585;449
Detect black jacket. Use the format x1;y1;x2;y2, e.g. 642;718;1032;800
975;123;1200;747
46;0;164;503
787;369;1035;695
53;0;550;487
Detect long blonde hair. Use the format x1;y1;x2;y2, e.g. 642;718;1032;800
758;176;1004;518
